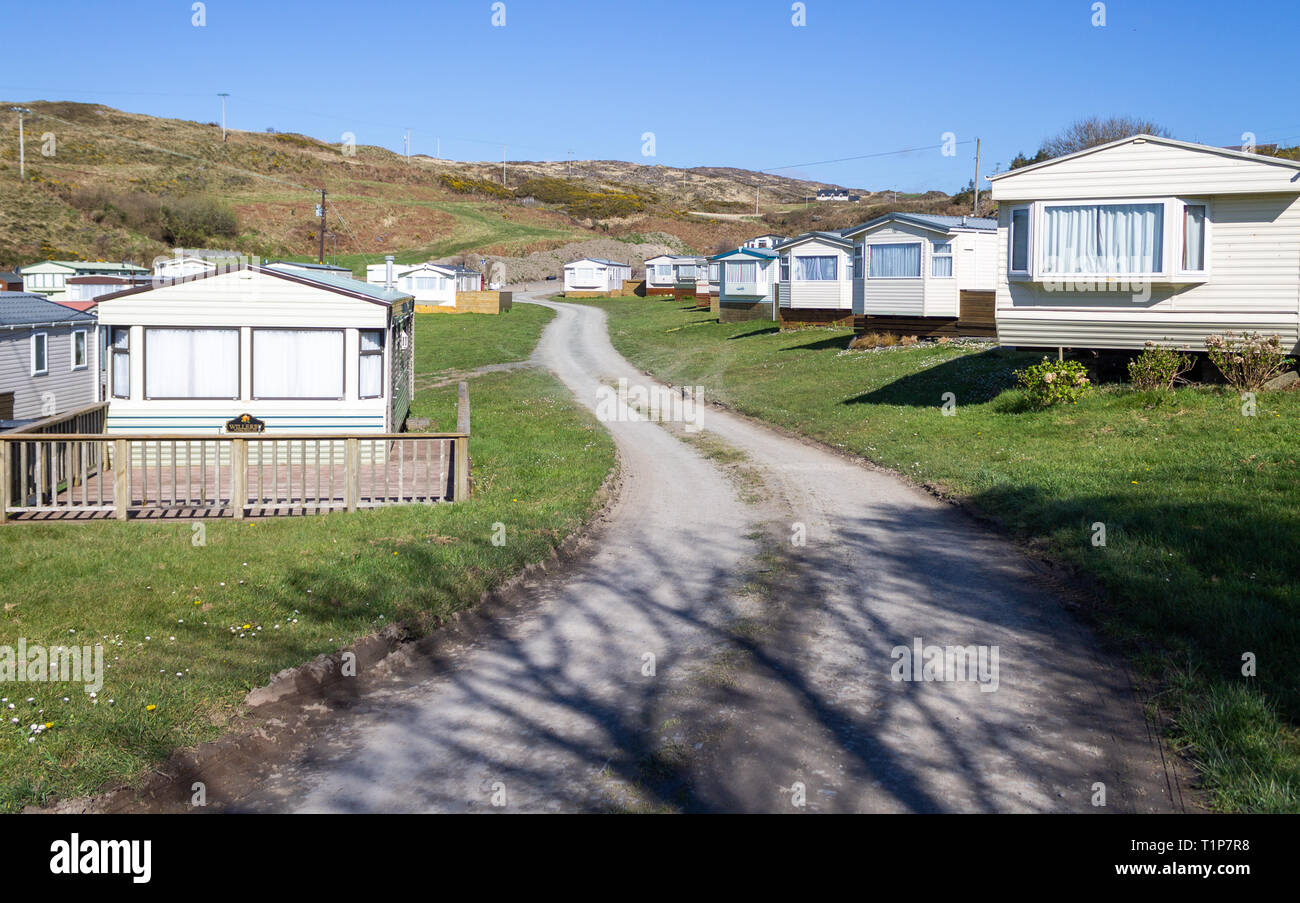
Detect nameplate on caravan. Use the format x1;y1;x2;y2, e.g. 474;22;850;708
225;414;266;433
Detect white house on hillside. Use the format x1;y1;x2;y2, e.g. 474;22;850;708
94;265;416;435
774;232;855;324
987;134;1300;351
20;261;149;302
841;213;998;336
563;258;631;295
742;233;787;250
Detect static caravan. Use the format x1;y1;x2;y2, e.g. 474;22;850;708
841;213;998;337
774;232;855;325
710;247;780;322
563;258;632;296
742;233;787;250
154;252;244;281
0;293;98;423
94;265;415;436
987;135;1300;351
364;261;483;311
65;275;154;309
21;261;149;302
643;255;702;296
267;260;354;278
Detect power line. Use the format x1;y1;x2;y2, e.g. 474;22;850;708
760;139;978;174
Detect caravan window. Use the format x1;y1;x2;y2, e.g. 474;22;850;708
144;328;239;399
931;241;954;277
72;330;88;370
31;333;48;376
111;327;131;398
794;256;838;281
1182;203;1207;272
253;329;344;400
869;244;921;278
725;261;757;284
359;330;384;399
1040;203;1164;275
1009;207;1030;274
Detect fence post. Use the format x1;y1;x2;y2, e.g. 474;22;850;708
454;436;470;501
0;441;9;524
345;437;360;512
230;438;246;520
113;439;129;521
457;380;471;435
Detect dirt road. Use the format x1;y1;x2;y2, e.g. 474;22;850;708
230;295;1185;813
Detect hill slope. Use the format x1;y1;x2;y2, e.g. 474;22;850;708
0;101;962;277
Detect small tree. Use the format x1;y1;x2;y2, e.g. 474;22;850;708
1040;116;1171;158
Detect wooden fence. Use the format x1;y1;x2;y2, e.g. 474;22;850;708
0;391;472;523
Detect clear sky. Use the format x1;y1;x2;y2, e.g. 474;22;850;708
3;0;1298;192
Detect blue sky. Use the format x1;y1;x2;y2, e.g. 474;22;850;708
3;0;1298;192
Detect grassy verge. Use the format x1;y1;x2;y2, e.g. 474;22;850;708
0;312;613;812
573;296;1300;812
413;304;552;376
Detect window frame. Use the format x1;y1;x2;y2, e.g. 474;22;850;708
931;240;954;278
359;328;385;400
1176;198;1212;278
251;327;346;402
143;326;242;401
111;327;131;399
866;242;922;280
1035;197;1168;279
31;332;48;376
852;245;865;279
779;257;790;282
71;329;88;370
1008;205;1032;276
793;255;839;281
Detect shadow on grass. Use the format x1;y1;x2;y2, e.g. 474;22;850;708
843;349;1021;407
780;333;852;352
726;325;781;341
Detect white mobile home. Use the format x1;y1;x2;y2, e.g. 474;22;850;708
742;233;787;250
774;232;855;325
841;213;998;337
643;255;702;295
0;293;98;423
987;135;1300;351
365;261;482;309
710;247;780;322
94;265;415;435
21;261;149;302
563;258;631;295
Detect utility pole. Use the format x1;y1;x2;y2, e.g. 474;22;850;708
755;186;760;216
567;149;572;178
436;136;440;159
11;107;30;181
502;145;507;186
972;137;981;216
317;189;327;263
404;128;411;163
217;93;229;142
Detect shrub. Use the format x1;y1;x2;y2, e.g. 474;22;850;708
1015;357;1092;407
1205;331;1292;391
1128;342;1194;391
900;335;918;346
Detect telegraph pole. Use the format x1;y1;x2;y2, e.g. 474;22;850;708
11;107;30;181
972;137;981;216
317;189;327;263
217;93;229;142
502;145;507;186
404;128;411;163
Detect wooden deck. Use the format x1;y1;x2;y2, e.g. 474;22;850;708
2;434;465;523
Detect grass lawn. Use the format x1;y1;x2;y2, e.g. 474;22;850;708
0;308;613;812
413;304;553;376
576;296;1300;813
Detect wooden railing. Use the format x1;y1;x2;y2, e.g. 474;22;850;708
0;432;469;521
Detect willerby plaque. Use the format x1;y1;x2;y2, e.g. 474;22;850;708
225;414;266;433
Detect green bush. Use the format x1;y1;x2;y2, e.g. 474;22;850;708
1015;357;1092;407
1128;342;1194;391
1205;331;1292;391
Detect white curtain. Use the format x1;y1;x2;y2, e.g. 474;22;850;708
932;241;953;277
573;267;596;285
725;261;757;283
145;328;239;399
359;330;384;398
795;256;838;280
253;329;344;399
869;244;920;277
1183;205;1206;271
1042;203;1163;274
677;265;696;279
655;265;672;279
